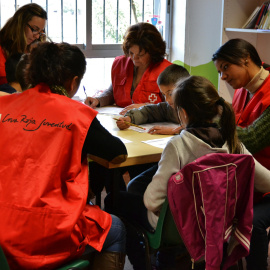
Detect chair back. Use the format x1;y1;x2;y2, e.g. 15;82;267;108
146;198;182;250
167;153;255;269
0;246;10;270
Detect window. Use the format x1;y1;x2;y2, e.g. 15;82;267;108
87;0;171;58
0;0;171;97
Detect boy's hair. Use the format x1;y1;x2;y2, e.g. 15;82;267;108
157;64;190;86
5;53;23;83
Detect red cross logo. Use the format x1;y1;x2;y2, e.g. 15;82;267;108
148;93;158;103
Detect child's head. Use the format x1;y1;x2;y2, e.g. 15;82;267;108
173;76;241;154
16;54;29;91
157;64;189;106
26;42;86;97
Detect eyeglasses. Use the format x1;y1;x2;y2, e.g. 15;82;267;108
27;23;45;37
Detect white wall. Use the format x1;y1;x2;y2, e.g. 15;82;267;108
170;0;186;62
170;0;223;66
184;0;223;66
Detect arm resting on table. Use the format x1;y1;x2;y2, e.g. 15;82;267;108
83;117;127;163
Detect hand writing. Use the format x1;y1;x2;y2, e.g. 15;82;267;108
115;116;132;130
85;97;100;108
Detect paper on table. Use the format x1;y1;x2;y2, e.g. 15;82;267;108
142;137;172;149
95;106;123;115
128;126;147;133
129;122;179;133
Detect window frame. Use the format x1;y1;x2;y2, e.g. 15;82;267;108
83;0;122;58
82;0;171;59
0;0;171;59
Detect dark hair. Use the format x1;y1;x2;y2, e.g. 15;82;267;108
26;42;86;89
157;64;190;86
212;38;262;67
0;3;47;57
173;76;241;154
122;22;166;64
5;53;23;83
16;54;29;91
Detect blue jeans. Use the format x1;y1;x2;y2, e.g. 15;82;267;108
104;165;159;270
84;214;126;254
127;164;158;195
103;214;126;253
246;195;270;270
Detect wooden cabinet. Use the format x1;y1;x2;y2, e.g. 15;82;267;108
219;0;270;102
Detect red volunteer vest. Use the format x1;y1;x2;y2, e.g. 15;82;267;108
0;84;112;269
232;75;270;169
111;55;171;107
0;46;7;85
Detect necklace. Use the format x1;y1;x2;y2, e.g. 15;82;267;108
51;85;69;97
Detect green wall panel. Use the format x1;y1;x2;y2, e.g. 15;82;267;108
173;60;219;89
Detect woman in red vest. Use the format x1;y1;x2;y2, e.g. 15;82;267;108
0;3;47;85
213;38;270;270
0;42;127;269
85;22;171;115
86;22;172;201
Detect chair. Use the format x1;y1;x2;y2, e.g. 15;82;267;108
126;153;253;270
0;245;90;270
0;245;10;270
56;259;90;270
167;153;255;270
144;198;189;269
125;198;188;270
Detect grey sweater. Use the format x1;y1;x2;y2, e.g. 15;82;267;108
125;102;179;125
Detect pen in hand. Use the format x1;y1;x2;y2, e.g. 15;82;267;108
83;86;87;99
113;117;146;130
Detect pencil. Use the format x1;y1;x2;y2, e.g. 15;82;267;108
113;117;146;130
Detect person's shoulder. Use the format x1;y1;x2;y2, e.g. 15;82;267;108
169;130;199;146
156;59;172;67
151;59;172;73
162;59;172;65
114;55;128;63
0;84;16;94
112;55;132;70
57;97;98;121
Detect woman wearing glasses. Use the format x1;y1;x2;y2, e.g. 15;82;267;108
85;22;172;115
0;3;47;85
